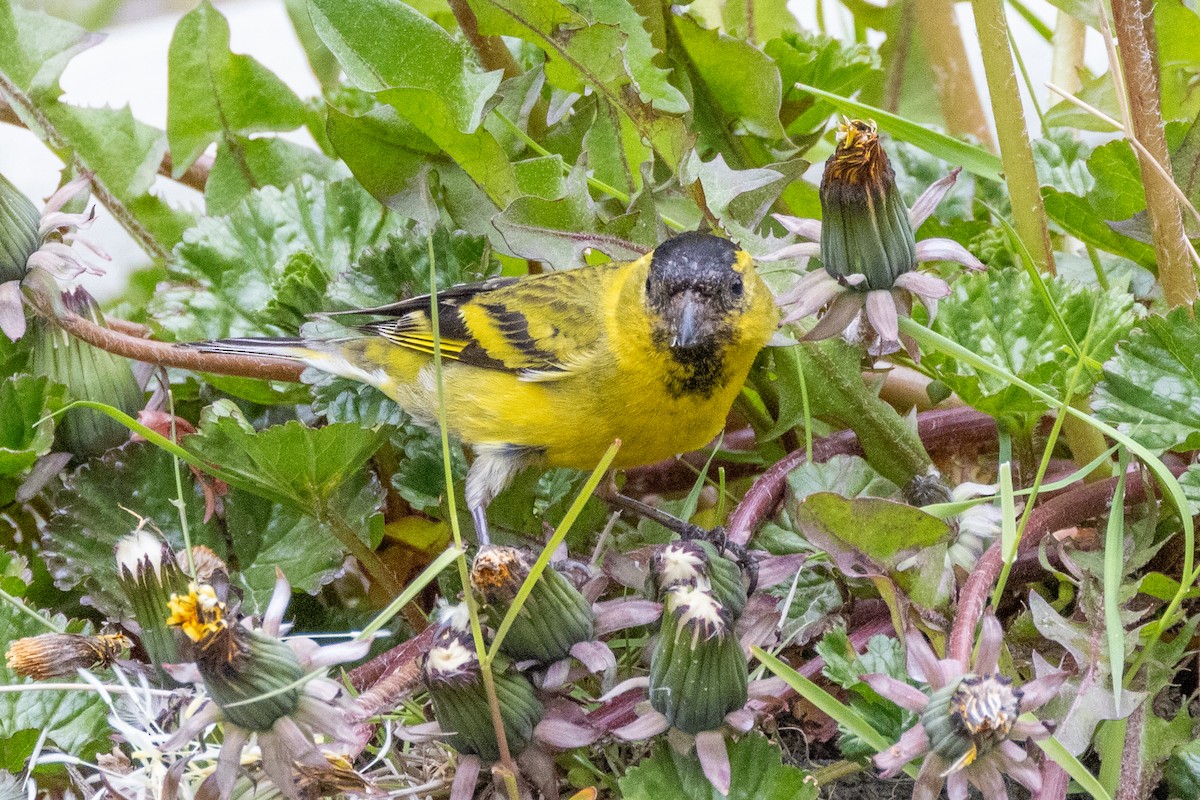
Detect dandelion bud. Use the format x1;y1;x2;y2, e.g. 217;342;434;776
423;627;544;761
28;287;141;457
0;172;39;283
116;530;188;668
819;119;916;290
650;541;746;618
471;545;594;664
648;586;748;734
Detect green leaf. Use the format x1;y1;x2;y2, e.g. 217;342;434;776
224;471;383;609
149;177;398;340
0;375;62;477
793;84;1004;182
722;0;799;43
1094;308;1200;453
166;1;307;172
792;492;951;566
671;12;785;139
205;136;344;216
0;1;98;101
491;166;647;265
1037;138;1158;270
467;0;691;168
283;0;340;88
308;0;522;207
41;441;226;616
924;270;1139;416
40;104;197;247
186;400;387;513
618;733;817;800
326;227;496;310
786;454;899;503
576;0;688;113
0;604;109;763
325;104;437;217
768;31;881;136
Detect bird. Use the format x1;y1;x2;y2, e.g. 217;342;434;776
188;231;779;543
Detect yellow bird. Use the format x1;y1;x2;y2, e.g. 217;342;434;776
191;232;778;541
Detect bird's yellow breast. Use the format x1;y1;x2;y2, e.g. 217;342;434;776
345;255;777;471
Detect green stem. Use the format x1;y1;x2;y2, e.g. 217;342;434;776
912;0;994;146
967;0;1056;273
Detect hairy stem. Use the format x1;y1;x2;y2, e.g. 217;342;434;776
448;0;521;78
1110;0;1198;307
912;0;994;147
0;71;171;262
968;0;1056;273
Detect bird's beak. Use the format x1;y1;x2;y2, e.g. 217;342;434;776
669;291;711;349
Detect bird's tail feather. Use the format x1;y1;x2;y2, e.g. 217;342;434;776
180;337;315;361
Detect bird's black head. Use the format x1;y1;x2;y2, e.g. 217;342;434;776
645;232;748;353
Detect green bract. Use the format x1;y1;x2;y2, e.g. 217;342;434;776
0;172;39;283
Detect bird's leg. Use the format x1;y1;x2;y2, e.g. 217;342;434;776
471;504;492;547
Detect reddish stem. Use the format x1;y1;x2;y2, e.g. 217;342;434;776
728;407;999;546
948;463;1186;662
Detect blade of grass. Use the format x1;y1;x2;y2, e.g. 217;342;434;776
989;462;1018;606
358;545;465;640
793;84;1004;182
1036;733;1113;800
1102;449;1130;708
753;646;920;780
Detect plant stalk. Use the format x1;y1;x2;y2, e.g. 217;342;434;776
1110;0;1198;307
968;0;1056;273
1049;12;1086;97
912;0;994;147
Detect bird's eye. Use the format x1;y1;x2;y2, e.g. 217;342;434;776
645;276;653;294
730;276;744;298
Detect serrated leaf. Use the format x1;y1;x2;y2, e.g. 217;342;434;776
770;32;879;135
924;270;1138;415
0;375;61;476
467;0;691;168
326;227;496;310
309;0;522;207
225;472;383;609
0;1;98;101
618;733;817;800
671;12;785;139
186;401;387;513
167;1;307;172
205;136;344;216
1094;308;1200;453
41;441;226;616
491;166;647;265
149;177;398;340
265;251;331;331
786;455;899;503
576;0;688;113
